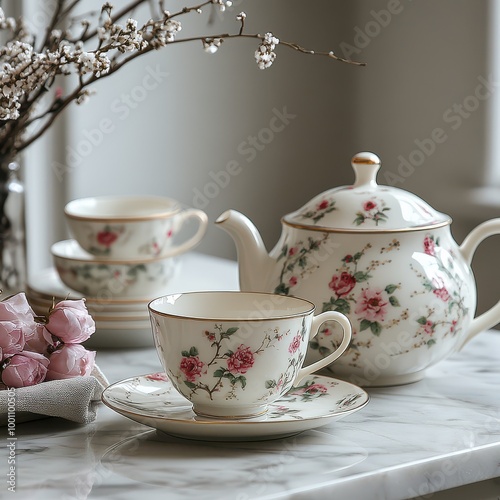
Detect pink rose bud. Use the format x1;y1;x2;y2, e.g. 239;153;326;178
1;351;49;388
45;299;95;343
45;344;96;381
24;324;55;356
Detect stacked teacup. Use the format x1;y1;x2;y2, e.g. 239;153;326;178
49;195;208;346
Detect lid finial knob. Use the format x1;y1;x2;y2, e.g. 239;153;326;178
351;152;381;188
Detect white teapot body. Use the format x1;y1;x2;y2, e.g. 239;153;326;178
217;153;500;386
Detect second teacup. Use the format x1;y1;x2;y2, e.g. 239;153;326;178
64;195;208;259
148;291;352;419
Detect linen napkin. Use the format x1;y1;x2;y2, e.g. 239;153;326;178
0;365;109;425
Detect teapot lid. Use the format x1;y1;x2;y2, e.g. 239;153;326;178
282;152;451;232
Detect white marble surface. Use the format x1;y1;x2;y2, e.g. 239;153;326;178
6;253;500;499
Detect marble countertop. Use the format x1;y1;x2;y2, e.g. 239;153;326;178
9;253;500;499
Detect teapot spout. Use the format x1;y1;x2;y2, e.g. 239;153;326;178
215;210;274;292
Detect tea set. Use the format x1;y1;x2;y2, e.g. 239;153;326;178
26;195;208;348
46;152;500;439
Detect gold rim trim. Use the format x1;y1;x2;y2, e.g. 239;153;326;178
52;240;178;264
281;217;452;233
352;156;380;165
64;208;181;222
148;291;316;321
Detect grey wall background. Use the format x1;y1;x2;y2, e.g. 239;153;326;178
17;0;500;321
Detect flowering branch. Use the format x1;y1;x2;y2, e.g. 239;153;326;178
0;0;365;170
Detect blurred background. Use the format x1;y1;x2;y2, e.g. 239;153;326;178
6;0;500;320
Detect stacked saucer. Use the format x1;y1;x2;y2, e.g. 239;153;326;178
26;268;153;348
29;195;208;348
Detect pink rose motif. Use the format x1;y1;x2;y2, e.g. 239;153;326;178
343;254;353;263
288;247;298;256
321;328;332;336
423;236;435;256
227;345;254;375
97;230;118;247
204;330;216;342
422;320;434;335
433;287;450;302
304;383;328;395
167;229;173;238
180;356;205;382
329;272;356;297
317;200;329;210
145;372;170;382
355;288;388;321
289;276;298;287
450;320;458;333
291;383;328;396
45;344;96;381
1;351;49;388
288;334;302;354
363;200;377;211
45;299;95;343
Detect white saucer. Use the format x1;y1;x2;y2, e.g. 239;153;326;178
27;268;153;306
102;373;369;441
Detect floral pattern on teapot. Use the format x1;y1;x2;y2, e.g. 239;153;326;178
353;197;391;226
408;234;469;349
299;199;336;223
273;231;471;369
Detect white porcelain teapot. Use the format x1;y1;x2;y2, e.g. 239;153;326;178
216;152;500;386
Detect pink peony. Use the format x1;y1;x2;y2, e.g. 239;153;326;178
227;345;254;374
180;356;205;383
45;299;95;343
329;272;356;297
0;321;25;360
0;293;37;359
355;288;388;322
45;344;95;381
24;324;55;356
288;334;302;354
1;351;49;388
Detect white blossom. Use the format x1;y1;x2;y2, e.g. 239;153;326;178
213;0;233;12
203;38;222;54
255;32;279;70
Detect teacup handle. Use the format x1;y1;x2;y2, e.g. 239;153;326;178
168;209;208;257
294;311;352;385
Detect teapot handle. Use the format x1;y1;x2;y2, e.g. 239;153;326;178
458;218;500;349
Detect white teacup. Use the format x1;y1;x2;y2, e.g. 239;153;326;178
64;195;208;259
148;291;352;419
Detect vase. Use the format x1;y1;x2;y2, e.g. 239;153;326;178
0;161;26;295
